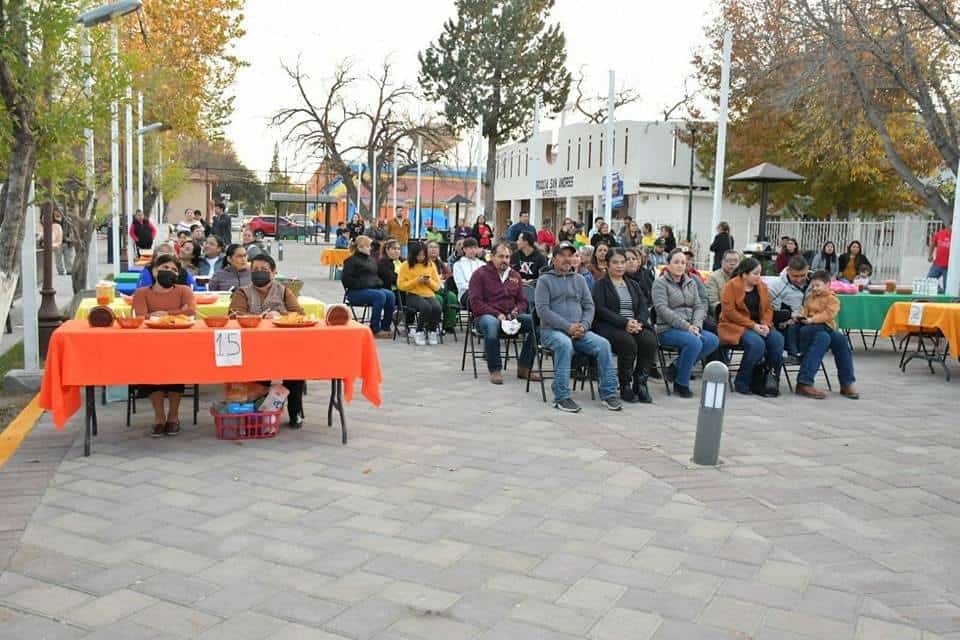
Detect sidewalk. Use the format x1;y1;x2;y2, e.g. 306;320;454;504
0;245;954;639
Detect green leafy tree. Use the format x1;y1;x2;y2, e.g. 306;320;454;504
419;0;571;218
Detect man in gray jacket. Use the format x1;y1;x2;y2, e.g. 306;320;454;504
534;242;622;413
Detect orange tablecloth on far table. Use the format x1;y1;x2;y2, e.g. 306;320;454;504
38;319;382;429
321;248;351;267
880;301;960;359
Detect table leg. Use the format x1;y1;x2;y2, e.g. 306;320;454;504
327;379;347;444
84;386;96;457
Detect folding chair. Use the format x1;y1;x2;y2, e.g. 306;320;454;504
342;290;371;324
461;311;521;378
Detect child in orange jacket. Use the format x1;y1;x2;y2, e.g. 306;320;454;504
799;270;841;330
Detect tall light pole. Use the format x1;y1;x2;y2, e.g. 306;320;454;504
137;92;144;213
80;30;98;289
603;69;615;226
137;121;169;244
124;86;134;269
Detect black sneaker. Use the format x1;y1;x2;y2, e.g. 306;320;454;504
554;398;582;413
288;415;304;430
673;383;693;398
601;396;623;411
620;388;639;403
648;367;662;380
784;355;802;366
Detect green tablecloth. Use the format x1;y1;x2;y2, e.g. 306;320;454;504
837;293;955;330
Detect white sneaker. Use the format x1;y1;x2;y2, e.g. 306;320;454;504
413;331;427;346
427;331;439;346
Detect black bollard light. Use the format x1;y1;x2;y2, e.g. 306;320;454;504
693;360;729;466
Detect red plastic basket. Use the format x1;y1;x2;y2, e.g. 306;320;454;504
210;405;282;440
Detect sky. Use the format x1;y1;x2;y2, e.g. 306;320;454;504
224;0;716;179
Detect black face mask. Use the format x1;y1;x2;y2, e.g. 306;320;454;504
156;270;177;288
251;271;271;288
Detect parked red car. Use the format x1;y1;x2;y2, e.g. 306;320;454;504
246;215;307;239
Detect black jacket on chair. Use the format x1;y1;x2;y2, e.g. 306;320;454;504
341;252;383;290
591;276;651;332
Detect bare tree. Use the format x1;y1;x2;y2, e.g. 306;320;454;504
571;67;642;124
272;57;454;219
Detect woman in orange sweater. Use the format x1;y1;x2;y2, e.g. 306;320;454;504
718;257;783;396
132;254;196;437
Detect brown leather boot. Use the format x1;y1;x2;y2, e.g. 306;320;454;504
796;383;826;399
840;384;859;399
517;367;541;381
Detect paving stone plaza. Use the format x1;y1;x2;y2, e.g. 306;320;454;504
1;244;958;639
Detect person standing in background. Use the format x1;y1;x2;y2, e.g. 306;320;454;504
928;225;952;292
211;202;232;246
709;221;734;271
387;206;411;259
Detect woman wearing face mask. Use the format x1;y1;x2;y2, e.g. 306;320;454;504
341;236;395;338
208;244;251;292
137;243;197;289
229;254;307;428
132;254;196;437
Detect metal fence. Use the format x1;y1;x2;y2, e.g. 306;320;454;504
766;217;943;281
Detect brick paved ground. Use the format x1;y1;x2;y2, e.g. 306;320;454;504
1;243;957;639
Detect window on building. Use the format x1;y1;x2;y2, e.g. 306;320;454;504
525;151;529;176
599;134;603;167
509;153;513;178
624;128;629;164
577;138;581;170
566;140;571;171
587;135;592;169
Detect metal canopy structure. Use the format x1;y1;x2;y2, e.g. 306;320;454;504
446;194;474;230
268;192;340;243
728;163;805;242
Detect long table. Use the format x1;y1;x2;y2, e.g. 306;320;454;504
836;292;955;331
74;295;325;320
38;320;382;455
880;301;960;360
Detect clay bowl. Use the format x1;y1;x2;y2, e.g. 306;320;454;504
235;315;262;328
203;316;230;328
116;316;144;329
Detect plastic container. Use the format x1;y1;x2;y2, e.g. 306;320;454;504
116;316;144;329
203;316;229;328
96;281;116;305
236;315;262;328
210;404;282;440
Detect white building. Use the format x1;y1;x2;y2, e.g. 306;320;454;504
493;120;758;259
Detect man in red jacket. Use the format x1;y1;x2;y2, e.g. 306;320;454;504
468;242;540;385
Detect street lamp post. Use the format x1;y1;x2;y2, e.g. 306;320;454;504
686;124;697;243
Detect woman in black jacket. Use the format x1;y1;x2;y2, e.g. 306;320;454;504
709;221;734;270
341;236;395;338
592;249;657;403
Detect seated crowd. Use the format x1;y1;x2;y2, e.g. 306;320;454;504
341;212;860;413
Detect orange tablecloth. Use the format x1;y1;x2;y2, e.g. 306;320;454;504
321;248;351;267
39;319;382;429
880;302;960;359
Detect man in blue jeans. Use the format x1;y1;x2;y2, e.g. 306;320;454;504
796;324;859;399
534;242;622;413
468;242;540;384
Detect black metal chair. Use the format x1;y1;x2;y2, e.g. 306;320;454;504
342;290;371;324
524;312;597;402
781;357;833;392
392;291;443;345
461;310;522;378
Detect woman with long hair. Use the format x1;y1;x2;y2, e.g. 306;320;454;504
397;241;443;345
838;240;872;283
718;257;783;396
472;215;494;250
774;237;800;273
651;249;719;398
588;242;610;281
709;221;734;271
810;240;839;279
132;254;196;437
592;249;657;403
